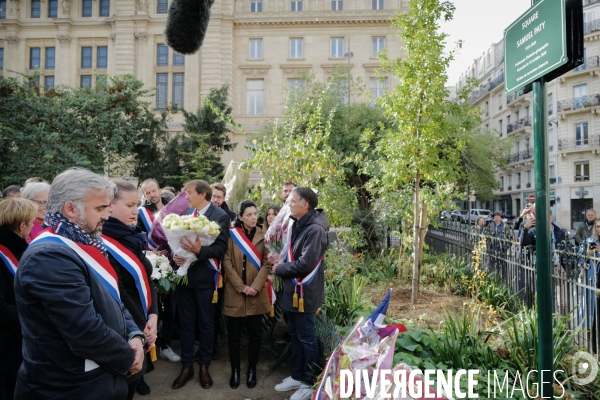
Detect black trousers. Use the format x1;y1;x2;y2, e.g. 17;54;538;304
227;314;263;369
0;367;17;400
158;288;178;350
178;285;215;367
214;286;224;345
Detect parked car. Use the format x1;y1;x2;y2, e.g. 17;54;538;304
439;211;452;221
451;210;468;223
469;209;492;224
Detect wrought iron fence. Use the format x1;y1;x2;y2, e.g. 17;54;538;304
557;94;600;112
426;221;600;359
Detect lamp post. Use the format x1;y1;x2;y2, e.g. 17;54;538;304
343;38;353;105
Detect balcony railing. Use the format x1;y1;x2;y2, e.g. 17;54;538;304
526;182;531;188
558;135;600;150
575;175;590;182
489;74;505;90
571;56;600;73
584;19;600;34
557;94;600;112
507;148;534;164
468;84;491;103
584;0;600;5
507;116;532;134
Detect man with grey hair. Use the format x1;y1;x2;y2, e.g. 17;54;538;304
14;168;146;399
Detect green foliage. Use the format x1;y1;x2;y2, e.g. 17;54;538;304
0;73;169;186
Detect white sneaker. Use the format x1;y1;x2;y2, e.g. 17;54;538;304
290;384;315;400
159;346;181;363
274;376;303;392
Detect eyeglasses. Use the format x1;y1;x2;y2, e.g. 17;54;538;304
30;199;48;207
211;195;224;200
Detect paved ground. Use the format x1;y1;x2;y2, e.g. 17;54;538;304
143;340;293;400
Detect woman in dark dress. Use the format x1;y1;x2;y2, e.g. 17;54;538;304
0;198;37;400
102;180;158;399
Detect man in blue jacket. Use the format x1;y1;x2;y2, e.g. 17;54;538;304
14;168;145;400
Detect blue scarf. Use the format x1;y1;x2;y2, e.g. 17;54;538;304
44;212;108;256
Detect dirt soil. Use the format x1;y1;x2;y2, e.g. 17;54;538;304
366;282;467;329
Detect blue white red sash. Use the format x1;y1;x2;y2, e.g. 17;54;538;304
102;235;152;318
230;227;262;270
138;207;157;250
0;245;18;276
285;228;323;310
32;230;121;303
206;257;221;292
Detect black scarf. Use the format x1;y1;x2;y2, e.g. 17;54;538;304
101;217;148;260
0;225;28;260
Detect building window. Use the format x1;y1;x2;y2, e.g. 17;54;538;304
45;47;55;69
48;0;58;17
99;0;109;16
575;162;590;182
247;80;264;115
44;76;54;91
372;0;383;9
250;1;262;12
500;176;504;190
82;0;92;16
96;46;107;68
498;119;503;136
173;52;185;66
526;170;531;185
287;78;304;103
291;0;302;11
575;121;589;146
30;48;41;69
156;73;168;109
370;77;387;106
331;0;343;10
80;75;92;87
157;0;168;13
249;39;262;59
574;83;588;108
0;0;6;18
31;0;40;17
157;44;169;66
172;73;184;109
290;38;303;59
371;37;385;58
549;165;555;178
81;47;93;68
487;52;491;65
498;93;503;110
331;38;344;58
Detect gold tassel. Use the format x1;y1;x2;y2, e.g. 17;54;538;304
218;274;223;288
270;305;275;317
212;290;218;304
293;292;298;308
149;344;157;362
298;298;304;313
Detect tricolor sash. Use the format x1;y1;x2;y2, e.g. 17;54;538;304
32;230;121;303
138;207;157;250
0;244;18;277
285;229;323;313
102;235;152;318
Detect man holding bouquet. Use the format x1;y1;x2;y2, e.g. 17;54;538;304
171;180;230;390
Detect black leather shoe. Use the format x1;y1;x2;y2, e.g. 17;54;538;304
246;363;257;388
172;366;194;389
199;365;213;389
229;368;240;389
136;377;150;395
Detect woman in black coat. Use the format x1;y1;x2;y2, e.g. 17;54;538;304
0;198;37;400
102;180;158;399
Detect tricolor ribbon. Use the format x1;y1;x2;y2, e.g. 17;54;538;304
0;244;18;276
138;207;158;250
285;228;323;313
102;235;152;318
206;257;221;303
32;230;121;303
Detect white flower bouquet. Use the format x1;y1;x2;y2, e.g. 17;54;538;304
146;252;177;295
161;213;221;284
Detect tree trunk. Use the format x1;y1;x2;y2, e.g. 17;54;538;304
411;169;420;305
417;204;428;282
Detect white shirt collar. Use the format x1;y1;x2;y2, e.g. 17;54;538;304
195;202;211;216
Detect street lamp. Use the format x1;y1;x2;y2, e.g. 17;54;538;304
343;38;353;105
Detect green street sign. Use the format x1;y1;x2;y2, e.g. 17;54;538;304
504;0;567;93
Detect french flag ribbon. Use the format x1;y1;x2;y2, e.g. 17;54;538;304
285;229;323;311
206;257;221;292
102;235;152;318
229;227;262;270
32;230;121;303
0;244;18;276
138;207;157;250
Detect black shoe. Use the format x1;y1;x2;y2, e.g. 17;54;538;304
246;363;257;388
229;368;240;389
136;377;151;395
211;345;221;360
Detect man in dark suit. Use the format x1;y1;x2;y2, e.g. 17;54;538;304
171;180;230;390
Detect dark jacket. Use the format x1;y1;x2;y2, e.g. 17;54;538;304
520;222;566;248
136;197;169;233
184;204;230;289
575;220;595;246
15;239;142;399
220;201;237;221
103;217;158;330
0;226;27;373
275;209;328;314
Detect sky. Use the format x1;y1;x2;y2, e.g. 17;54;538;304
441;0;532;86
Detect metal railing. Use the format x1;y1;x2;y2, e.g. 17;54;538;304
584;19;600;34
489;74;505;90
571;56;600;73
426;222;600;359
468;84;491;103
507;116;532;134
507;148;533;164
558;134;600;151
584;0;600;6
557;95;600;112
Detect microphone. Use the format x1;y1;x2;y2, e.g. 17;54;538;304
164;0;215;55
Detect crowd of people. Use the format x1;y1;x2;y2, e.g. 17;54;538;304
0;169;327;400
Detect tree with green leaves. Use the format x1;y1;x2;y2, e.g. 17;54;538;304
364;0;482;303
0;73;169;187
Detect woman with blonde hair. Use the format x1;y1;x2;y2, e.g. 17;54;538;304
0;198;37;400
20;182;51;243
